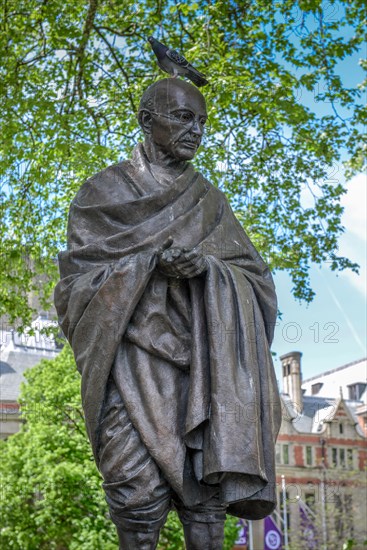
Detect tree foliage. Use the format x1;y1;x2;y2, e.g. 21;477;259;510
1;0;366;327
0;346;239;549
0;346;117;550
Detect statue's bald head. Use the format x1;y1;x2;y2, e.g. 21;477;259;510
138;78;207;162
138;78;206;120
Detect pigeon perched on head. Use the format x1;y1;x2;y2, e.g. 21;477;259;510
148;36;208;88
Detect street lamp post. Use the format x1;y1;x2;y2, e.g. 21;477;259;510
281;474;289;549
320;438;328;550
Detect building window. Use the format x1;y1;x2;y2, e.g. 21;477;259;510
311;382;323;395
347;383;366;401
305;446;313;466
332;447;338;467
275;444;280;464
276;443;291;465
331;447;353;469
347;449;354;470
283;363;291;377
340;448;346;468
283;444;289;465
339;423;344;434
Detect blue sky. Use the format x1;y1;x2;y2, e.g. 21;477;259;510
272;170;366;383
271;29;366;384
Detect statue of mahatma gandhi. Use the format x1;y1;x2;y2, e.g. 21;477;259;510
55;78;281;549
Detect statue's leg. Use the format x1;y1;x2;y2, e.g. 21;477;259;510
115;526;160;550
98;378;172;549
175;494;227;550
182;521;225;550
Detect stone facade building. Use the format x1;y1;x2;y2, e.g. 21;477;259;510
0;317;59;438
276;352;367;548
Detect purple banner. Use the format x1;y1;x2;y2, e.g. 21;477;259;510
264;516;282;550
235;519;248;545
300;505;318;549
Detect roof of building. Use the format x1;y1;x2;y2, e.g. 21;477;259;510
0;317;60;403
1;347;59;402
303;357;366;383
302;357;367;403
280;392;365;438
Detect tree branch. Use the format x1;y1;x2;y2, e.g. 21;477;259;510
75;0;99;99
93;25;137;112
174;0;195;41
94;23;137;37
317;9;347;124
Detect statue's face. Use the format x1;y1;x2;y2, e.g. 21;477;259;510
149;84;207;161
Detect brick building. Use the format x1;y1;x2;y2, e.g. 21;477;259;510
275;352;367;548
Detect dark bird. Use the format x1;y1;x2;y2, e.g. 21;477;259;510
148;36;208;87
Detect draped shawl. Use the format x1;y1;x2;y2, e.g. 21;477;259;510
54;143;281;520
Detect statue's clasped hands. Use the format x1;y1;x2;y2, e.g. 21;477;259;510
157;237;208;278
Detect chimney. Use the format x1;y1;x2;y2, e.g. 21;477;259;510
280;351;303;414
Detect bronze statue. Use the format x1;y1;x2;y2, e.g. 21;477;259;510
55;78;281;549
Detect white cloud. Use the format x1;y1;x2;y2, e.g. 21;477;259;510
338;172;367;297
341;172;367;238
